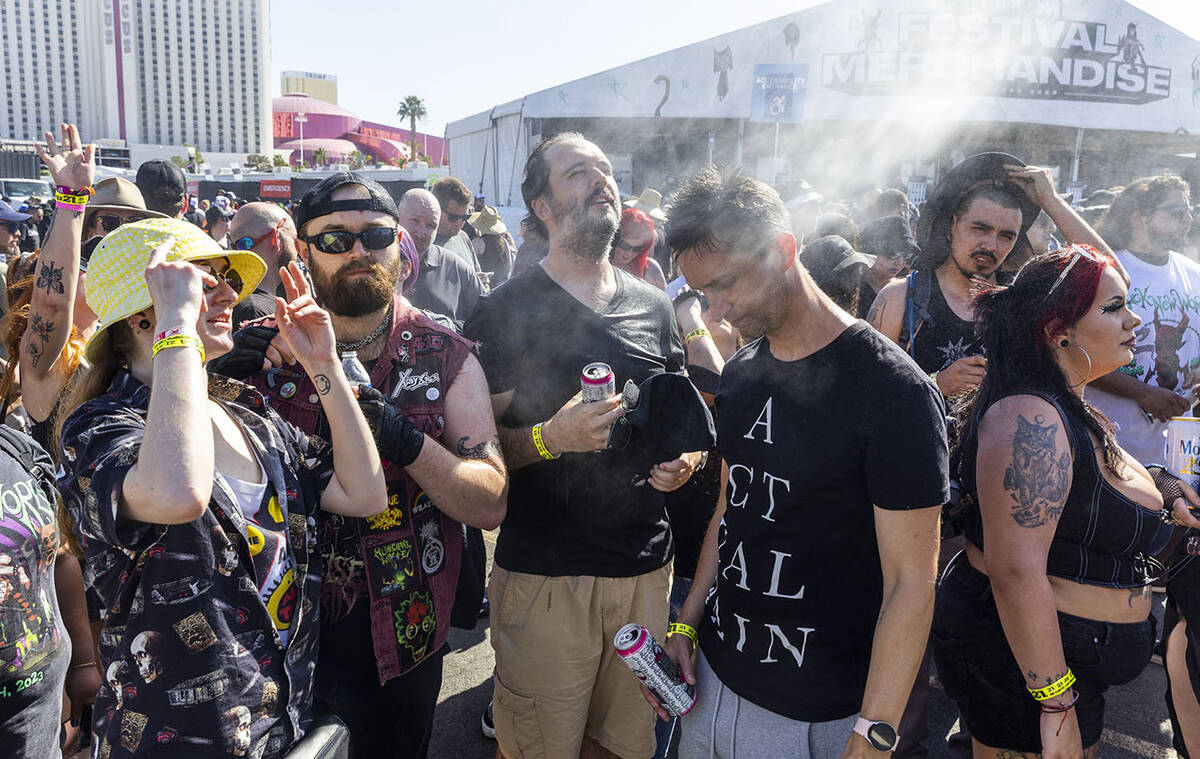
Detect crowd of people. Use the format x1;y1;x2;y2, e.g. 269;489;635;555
0;119;1198;759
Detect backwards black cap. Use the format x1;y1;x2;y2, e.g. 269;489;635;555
293;172;399;233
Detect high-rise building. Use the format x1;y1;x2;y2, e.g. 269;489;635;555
0;0;89;144
281;70;337;105
0;0;271;155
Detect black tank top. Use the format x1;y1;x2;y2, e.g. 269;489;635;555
959;388;1172;588
906;270;984;374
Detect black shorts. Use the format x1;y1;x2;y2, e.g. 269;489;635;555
931;551;1156;753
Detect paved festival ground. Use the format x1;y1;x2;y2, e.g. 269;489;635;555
432;530;1182;758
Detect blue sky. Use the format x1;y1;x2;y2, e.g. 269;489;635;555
270;0;1200;135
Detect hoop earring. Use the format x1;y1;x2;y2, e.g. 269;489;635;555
1063;343;1092;390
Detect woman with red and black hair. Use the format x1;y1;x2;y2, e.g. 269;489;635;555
613;207;667;289
931;245;1200;759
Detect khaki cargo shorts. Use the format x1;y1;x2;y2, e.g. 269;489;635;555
489;564;670;759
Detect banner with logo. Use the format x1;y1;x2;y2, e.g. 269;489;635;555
259;179;292;199
504;0;1200;134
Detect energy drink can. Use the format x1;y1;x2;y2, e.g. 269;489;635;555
1166;416;1200;491
613;623;696;717
581;362;615;403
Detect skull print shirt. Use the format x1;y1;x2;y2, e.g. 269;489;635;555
58;371;333;759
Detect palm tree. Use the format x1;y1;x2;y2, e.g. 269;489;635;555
396;96;428;165
313;147;329;168
348;150;365;169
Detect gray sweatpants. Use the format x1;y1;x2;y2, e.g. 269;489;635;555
679;650;857;759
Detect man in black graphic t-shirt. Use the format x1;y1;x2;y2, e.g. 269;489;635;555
648;166;948;759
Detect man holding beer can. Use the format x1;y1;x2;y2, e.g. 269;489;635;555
464;133;703;759
653;167;949;759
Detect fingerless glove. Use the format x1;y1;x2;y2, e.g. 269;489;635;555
357;385;425;467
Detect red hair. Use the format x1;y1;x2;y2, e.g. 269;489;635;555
618;208;656;278
1031;244;1111;355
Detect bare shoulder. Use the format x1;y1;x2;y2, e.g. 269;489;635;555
866;277;908;337
978;394;1066;440
876;276;908;303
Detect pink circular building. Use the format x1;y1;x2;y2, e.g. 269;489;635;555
272;93;446;166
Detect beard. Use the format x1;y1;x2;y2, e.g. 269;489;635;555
1150;225;1190;252
733;276;790;340
549;188;618;262
309;254;402;317
950;246;1001;278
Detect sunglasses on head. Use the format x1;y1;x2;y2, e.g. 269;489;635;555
301;227;398;254
446;211;471;223
96;214;146;233
232;218;287;251
1043;244;1104;302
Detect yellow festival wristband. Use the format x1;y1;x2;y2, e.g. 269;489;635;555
152;334;205;364
667;622;698;646
1029;669;1076;701
684;328;710;346
532;423;558;460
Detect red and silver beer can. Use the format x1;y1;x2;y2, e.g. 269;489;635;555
581;362;615;403
613;623;696;717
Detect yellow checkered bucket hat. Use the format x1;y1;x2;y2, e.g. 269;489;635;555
84;217;267;361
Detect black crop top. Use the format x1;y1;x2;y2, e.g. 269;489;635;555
960;388;1172;588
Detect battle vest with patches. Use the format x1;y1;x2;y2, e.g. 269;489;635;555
249;298;473;683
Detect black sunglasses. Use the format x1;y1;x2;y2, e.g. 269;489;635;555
614;239;651;252
446;211;471;223
97;214;146;233
301;227;398;254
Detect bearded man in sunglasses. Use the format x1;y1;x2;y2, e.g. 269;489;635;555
235;172;507;759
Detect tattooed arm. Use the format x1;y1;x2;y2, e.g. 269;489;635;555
975;395;1083;757
403;353;508;529
866;278;906;345
20;124;95;421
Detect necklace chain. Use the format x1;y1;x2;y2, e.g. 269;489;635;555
335;302;394;352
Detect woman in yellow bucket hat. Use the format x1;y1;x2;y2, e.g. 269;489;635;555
54;216;386;756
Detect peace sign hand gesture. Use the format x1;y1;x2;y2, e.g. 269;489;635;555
35;123;95;191
274;261;338;370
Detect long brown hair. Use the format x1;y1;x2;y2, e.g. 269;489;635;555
53;321;133;457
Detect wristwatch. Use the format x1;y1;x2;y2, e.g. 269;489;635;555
853;717;898;752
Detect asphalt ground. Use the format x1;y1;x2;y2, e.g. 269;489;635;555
431;530;1183;758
